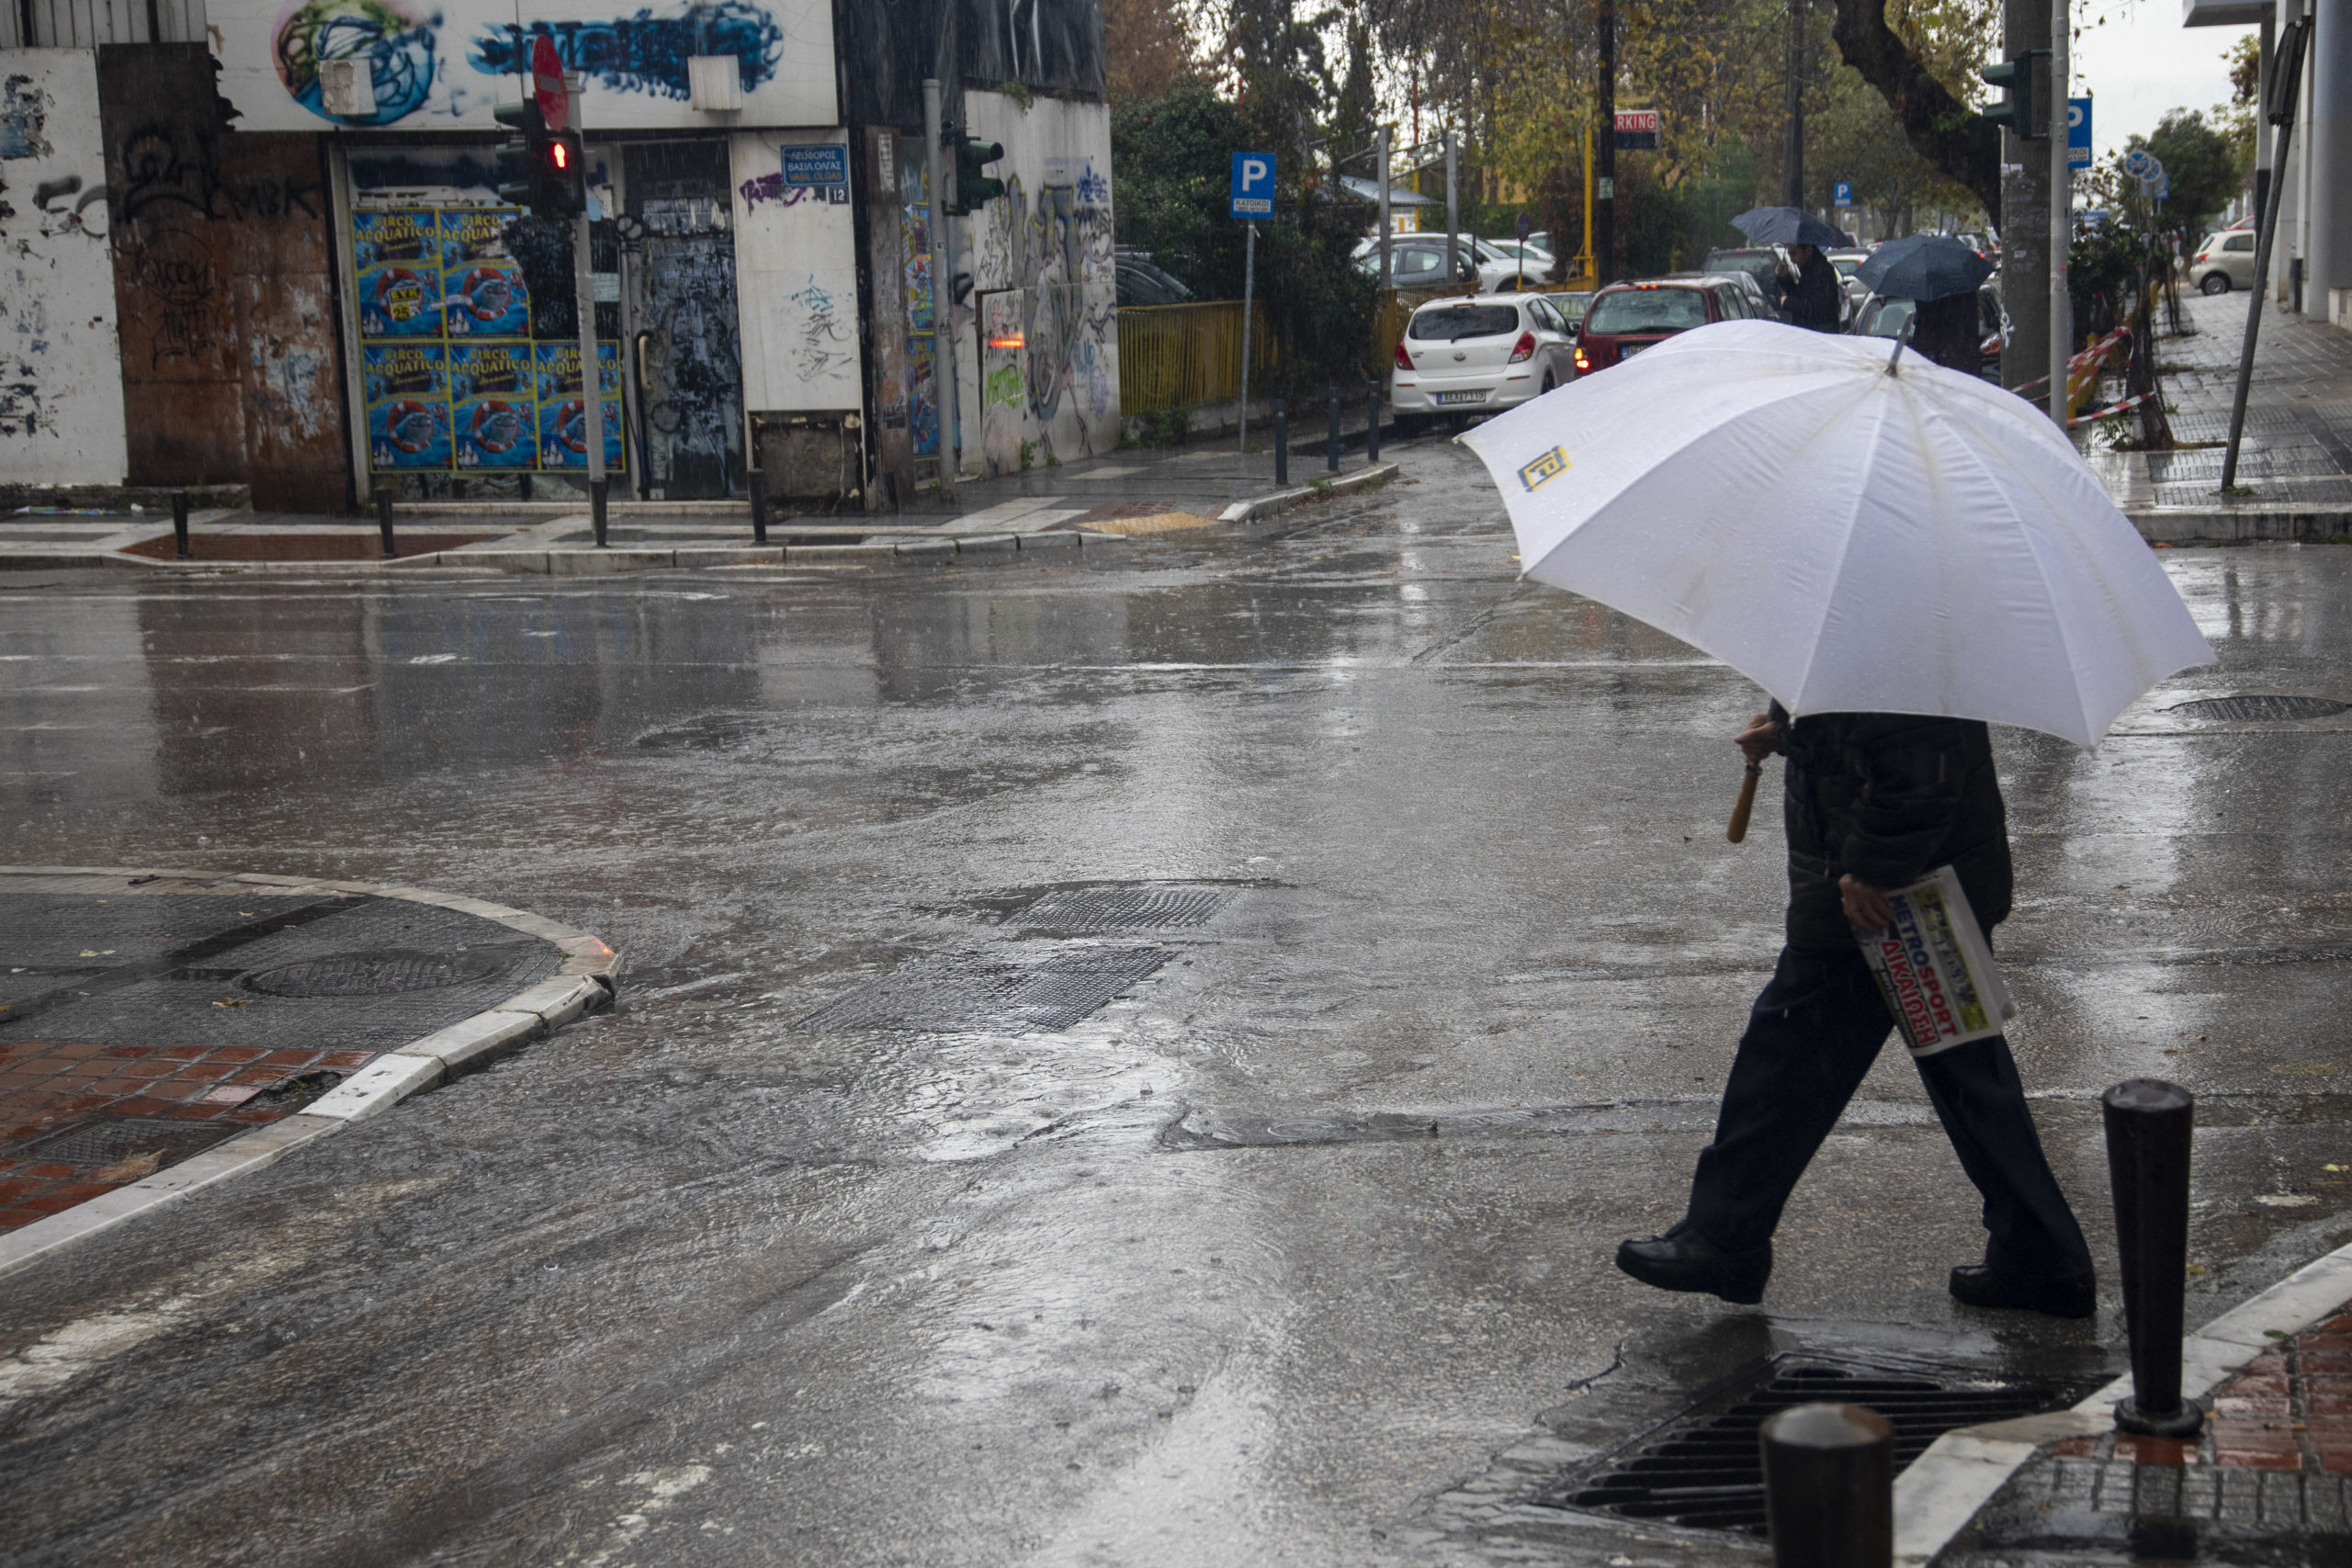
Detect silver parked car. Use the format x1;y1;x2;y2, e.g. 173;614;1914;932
1389;294;1577;434
2185;228;2258;294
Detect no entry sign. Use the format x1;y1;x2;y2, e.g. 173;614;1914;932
532;35;567;130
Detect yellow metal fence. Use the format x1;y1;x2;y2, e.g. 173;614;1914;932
1116;301;1277;415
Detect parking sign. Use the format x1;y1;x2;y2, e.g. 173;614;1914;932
1230;152;1274;220
2067;97;2092;170
1832;180;1853;208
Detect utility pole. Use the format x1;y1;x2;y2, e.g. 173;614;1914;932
1597;0;1616;285
2000;0;2052;403
566;73;605;541
1782;0;1805;206
923;77;957;499
1377;126;1393;289
1443;129;1460;296
2049;0;2071;432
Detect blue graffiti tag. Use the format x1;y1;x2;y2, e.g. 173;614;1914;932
469;2;784;100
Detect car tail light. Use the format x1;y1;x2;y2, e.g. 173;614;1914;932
1393;342;1413;370
1573;346;1591;373
1508;332;1536;364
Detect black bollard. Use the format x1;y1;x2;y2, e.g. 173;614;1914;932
374;482;397;558
1761;1404;1893;1568
1273;399;1288;485
750;477;768;545
591;477;610;548
1327;393;1341;472
1365;381;1382;464
171;491;190;560
2106;1078;2204;1437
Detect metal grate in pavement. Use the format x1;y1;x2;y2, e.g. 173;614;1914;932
9;1116;243;1171
2169;694;2350;724
1538;1353;2096;1536
796;946;1174;1033
238;948;512;998
1012;886;1234;933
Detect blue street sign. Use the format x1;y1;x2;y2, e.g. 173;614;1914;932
2067;97;2092;170
783;144;848;186
1230;151;1274;220
1832;180;1853;208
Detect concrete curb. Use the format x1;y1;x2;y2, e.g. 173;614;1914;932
2127;505;2352;545
1892;1235;2352;1563
1216;462;1401;525
0;865;619;1286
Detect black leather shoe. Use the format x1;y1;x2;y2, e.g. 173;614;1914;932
1615;1222;1771;1305
1949;1264;2096;1319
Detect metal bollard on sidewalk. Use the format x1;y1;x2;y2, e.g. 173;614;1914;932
1326;393;1341;473
171;491;190;561
750;478;768;545
591;477;610;548
1365;381;1381;464
1273;398;1288;485
374;483;397;558
1761;1403;1893;1568
2105;1078;2204;1437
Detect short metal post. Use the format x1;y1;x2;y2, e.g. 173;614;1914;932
2106;1079;2204;1437
1761;1404;1893;1568
374;483;396;558
751;478;768;545
171;491;190;560
591;477;609;548
1365;381;1381;463
1327;393;1341;472
1273;398;1288;485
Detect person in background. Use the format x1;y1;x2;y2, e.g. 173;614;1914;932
1909;291;1984;378
1774;243;1844;332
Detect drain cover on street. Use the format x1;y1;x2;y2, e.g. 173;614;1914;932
237;948;508;998
10;1116;243;1171
1012;886;1234;933
2169;694;2350;723
1541;1353;2097;1535
797;946;1175;1033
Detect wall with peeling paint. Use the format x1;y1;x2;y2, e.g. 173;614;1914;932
0;49;129;485
729;129;858;414
959;90;1116;476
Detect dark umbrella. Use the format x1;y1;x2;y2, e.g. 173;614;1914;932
1729;206;1848;248
1854;234;1994;301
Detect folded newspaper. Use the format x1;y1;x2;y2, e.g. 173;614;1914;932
1860;865;2017;1057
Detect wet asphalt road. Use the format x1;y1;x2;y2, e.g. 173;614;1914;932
4;441;2352;1565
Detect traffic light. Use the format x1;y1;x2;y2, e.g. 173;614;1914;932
944;130;1005;215
541;130;585;215
493;98;547;208
1980;51;2047;141
492;97;583;217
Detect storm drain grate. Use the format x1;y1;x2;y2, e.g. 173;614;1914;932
797;946;1176;1034
2169;694;2350;724
8;1116;243;1171
1540;1354;2098;1536
237;948;511;998
1012;886;1235;933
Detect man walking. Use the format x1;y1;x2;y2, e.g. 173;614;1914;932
1774;243;1844;332
1615;705;2096;1316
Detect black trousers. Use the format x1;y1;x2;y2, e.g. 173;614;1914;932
1685;944;2094;1280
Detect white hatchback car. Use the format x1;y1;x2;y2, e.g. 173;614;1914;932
1390;294;1577;433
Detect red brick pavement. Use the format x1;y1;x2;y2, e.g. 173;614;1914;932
2054;1312;2352;1473
0;1039;375;1232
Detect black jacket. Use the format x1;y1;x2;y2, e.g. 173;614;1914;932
1774;253;1844;333
1772;704;2013;953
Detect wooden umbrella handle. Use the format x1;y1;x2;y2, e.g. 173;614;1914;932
1726;764;1763;843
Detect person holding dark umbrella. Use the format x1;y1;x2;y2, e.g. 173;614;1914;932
1730;207;1845;333
1856;233;2000;378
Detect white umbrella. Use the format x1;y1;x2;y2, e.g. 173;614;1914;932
1459;319;2211;748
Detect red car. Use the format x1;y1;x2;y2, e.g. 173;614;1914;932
1571;275;1758;378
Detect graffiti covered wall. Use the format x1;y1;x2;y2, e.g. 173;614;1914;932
0;49;129;485
729;130;858;413
209;0;835;134
960;90;1114;476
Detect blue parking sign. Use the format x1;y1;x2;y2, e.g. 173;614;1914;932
1230;152;1274;220
1832;180;1853;208
2067;97;2092;170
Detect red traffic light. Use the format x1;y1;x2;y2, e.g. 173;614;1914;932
549;140;571;171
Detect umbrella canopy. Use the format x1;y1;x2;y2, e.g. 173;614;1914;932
1730;206;1849;249
1460;320;2211;747
1855;233;1994;301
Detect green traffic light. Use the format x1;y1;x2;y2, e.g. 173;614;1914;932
1979;51;2045;141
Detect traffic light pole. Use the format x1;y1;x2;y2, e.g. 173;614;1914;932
2048;0;2070;434
923;77;958;501
568;75;608;544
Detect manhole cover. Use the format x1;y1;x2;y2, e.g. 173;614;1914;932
1540;1353;2099;1535
10;1116;242;1171
237;948;508;998
797;946;1175;1033
1013;886;1234;933
2168;694;2350;723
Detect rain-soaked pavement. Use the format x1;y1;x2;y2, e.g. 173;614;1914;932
3;439;2352;1564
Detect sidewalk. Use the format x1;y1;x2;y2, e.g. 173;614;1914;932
0;867;616;1279
2086;289;2352;542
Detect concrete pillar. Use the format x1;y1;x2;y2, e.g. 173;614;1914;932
2309;0;2348;321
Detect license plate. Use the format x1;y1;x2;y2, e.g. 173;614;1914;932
1619;344;1646;358
1433;390;1487;405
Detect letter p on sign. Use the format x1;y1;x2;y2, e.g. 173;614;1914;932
1230;151;1275;219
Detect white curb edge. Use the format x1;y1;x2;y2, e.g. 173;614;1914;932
1217;461;1400;524
0;865;618;1286
1893;1237;2352;1563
